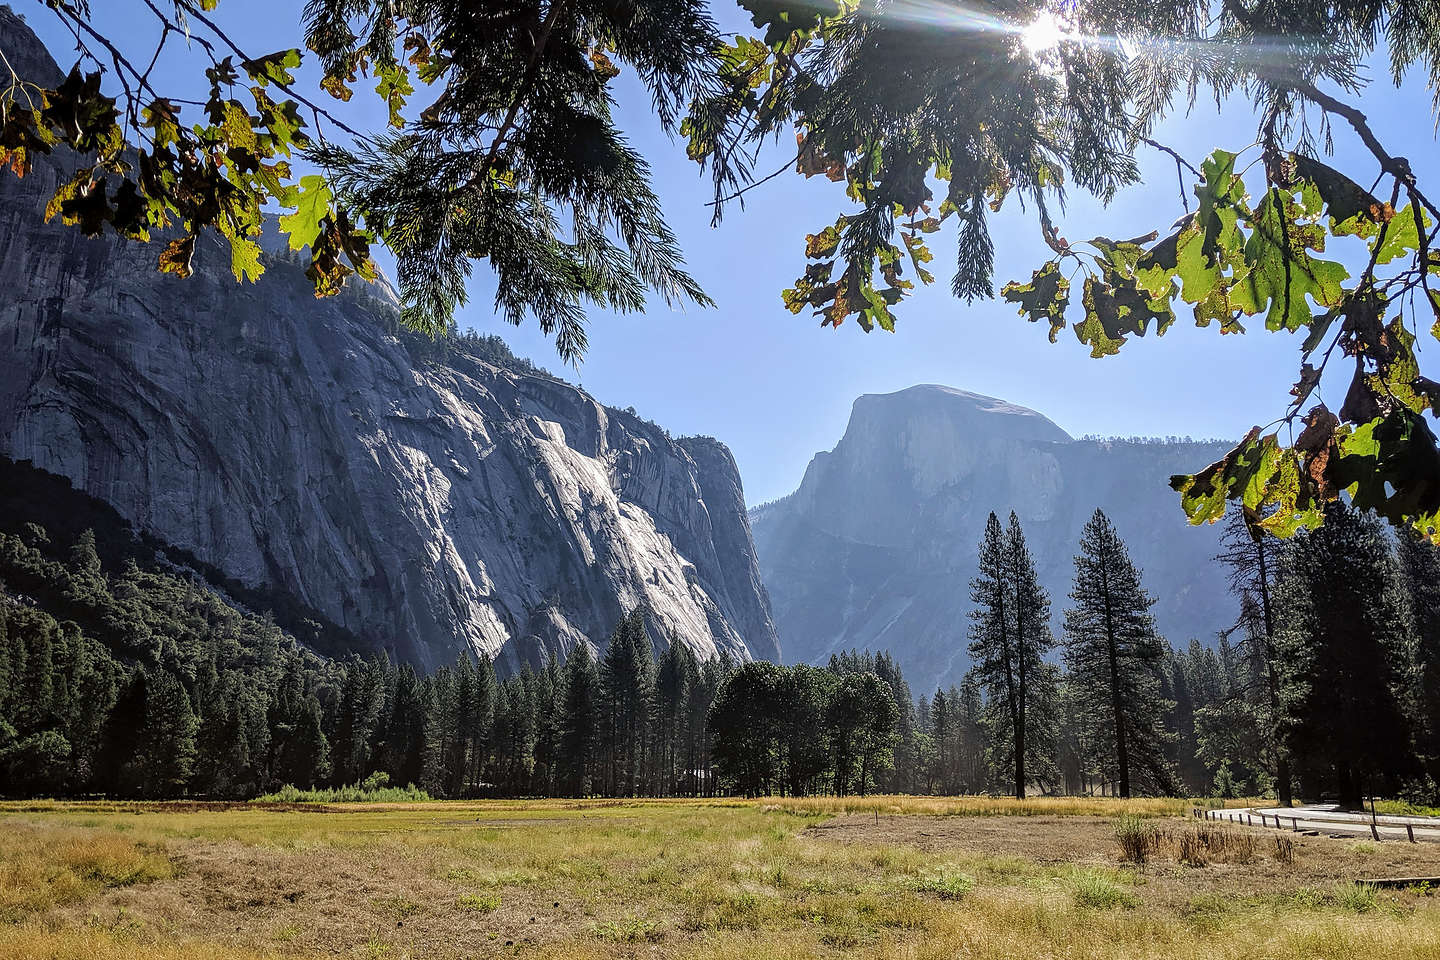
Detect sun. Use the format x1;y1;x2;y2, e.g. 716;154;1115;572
1021;12;1069;54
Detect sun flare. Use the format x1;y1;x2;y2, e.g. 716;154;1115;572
1021;12;1069;54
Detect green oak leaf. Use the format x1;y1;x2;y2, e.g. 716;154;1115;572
1374;202;1431;265
279;175;332;251
1331;410;1440;535
228;235;265;284
1232;187;1348;332
1289;153;1390;238
1001;261;1070;342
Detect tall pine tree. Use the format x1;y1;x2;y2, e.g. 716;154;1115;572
559;641;601;796
1276;503;1414;808
1398;529;1440;791
967;512;1052;799
1063;509;1175;797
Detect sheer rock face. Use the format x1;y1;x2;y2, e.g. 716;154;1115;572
751;385;1232;690
0;8;776;671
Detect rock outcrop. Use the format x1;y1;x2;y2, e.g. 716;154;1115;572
0;7;777;671
750;385;1233;690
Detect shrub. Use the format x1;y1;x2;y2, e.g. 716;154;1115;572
1334;882;1378;914
1272;835;1295;865
1114;815;1162;864
254;778;431;803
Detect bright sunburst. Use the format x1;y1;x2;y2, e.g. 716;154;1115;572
1021;12;1071;54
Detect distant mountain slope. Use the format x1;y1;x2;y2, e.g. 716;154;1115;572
750;385;1233;690
0;7;776;671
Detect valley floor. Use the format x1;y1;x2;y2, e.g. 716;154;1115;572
1;796;1438;959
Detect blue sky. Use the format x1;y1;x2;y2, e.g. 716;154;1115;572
18;2;1440;504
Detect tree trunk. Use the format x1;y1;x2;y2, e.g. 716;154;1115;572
1015;590;1027;801
1101;563;1130;798
1255;538;1293;806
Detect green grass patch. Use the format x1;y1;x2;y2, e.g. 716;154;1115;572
456;893;500;913
1373;800;1440;818
911;870;975;900
1068;868;1139;910
593;916;661;943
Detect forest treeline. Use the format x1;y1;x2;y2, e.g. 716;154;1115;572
2;497;1438;804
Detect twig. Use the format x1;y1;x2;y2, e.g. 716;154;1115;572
1290;78;1440;224
704;153;797;208
170;0;362;140
1140;135;1198;212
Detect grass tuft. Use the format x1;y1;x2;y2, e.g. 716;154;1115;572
911;870;975;900
1335;882;1379;914
456;892;500;912
1068;868;1139;910
1175;823;1258;865
593;916;662;943
1114;815;1163;863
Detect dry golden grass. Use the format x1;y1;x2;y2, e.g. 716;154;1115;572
0;823;172;921
753;794;1253;819
0;797;1434;960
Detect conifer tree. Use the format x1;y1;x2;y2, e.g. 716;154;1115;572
653;641;691;796
532;657;563;796
419;676;447;796
375;664;427;789
333;658;385;785
1397;529;1440;788
98;668;149;796
274;693;330;789
195;679;251;797
1276;503;1415;807
142;669;198;797
559;641;601;797
1215;512;1289;804
927;687;952;794
1063;509;1175;797
873;652;917;792
968;512;1052;799
448;659;481;795
465;657;496;789
1168;649;1205;794
1196;595;1277;797
599;608;654;796
0;609;11;725
686;654;727;796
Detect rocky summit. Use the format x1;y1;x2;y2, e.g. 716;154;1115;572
0;8;776;672
750;384;1235;690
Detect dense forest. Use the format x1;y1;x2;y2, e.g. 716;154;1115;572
2;460;1438;804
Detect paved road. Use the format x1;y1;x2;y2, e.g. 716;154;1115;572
1203;804;1440;843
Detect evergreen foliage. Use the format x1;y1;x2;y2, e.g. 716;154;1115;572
1274;503;1416;807
1063;510;1176;798
967;513;1054;799
1397;529;1440;789
3;466;1438;805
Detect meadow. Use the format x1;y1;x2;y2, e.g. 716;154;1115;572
1;796;1438;960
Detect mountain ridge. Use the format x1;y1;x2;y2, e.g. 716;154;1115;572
751;384;1234;689
0;8;777;672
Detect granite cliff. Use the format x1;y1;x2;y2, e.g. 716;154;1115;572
0;7;777;671
750;385;1233;690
